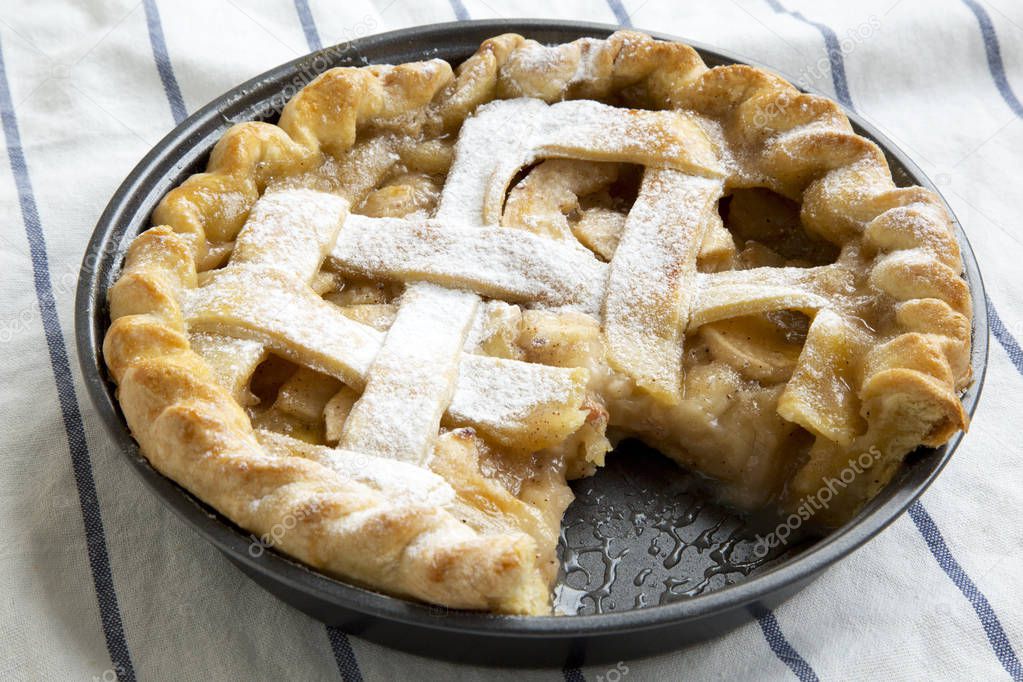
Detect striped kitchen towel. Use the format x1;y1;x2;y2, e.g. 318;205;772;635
0;0;1020;679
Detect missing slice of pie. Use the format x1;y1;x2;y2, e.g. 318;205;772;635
103;31;972;615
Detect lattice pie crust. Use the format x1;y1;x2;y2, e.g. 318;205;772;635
104;32;972;615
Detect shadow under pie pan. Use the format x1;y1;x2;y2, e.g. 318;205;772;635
76;19;988;668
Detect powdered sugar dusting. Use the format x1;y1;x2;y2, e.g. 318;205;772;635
603;169;723;399
500;38;606;97
185;267;383;385
436;98;547;225
338;283;479;465
570;38;605;87
438;98;723;228
449;354;581;430
187;99;742;479
188;189;349;399
231;188;348;279
332;214;608;313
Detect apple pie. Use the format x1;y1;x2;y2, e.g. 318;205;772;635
103;31;972;615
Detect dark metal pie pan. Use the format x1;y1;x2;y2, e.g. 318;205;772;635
75;19;988;668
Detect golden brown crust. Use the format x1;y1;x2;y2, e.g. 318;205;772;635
104;31;972;613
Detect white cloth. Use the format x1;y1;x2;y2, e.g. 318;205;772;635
0;0;1020;679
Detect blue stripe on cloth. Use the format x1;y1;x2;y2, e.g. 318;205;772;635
960;0;1023;117
142;0;186;124
989;297;1023;376
750;605;821;682
764;0;852;107
293;0;323;52
0;38;137;682
960;0;1023;378
563;665;587;682
605;0;633;27
287;5;364;680
448;0;470;22
774;6;1023;674
326;626;364;682
909;503;1023;681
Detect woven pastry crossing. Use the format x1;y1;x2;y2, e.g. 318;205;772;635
184;98;856;468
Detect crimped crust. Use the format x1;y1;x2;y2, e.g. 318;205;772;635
104;31;971;613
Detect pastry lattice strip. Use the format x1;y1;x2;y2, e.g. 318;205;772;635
337;283;479;465
690;265;843;328
603;169;723;403
331;215;609;314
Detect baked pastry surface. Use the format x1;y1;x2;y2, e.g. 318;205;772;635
103;31;972;615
